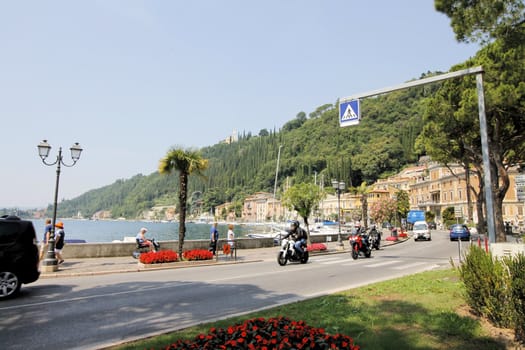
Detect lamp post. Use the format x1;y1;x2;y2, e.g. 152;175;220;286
37;140;83;272
331;179;345;249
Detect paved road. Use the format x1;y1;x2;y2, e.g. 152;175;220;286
0;231;468;350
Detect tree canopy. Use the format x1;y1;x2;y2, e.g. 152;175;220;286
281;182;327;237
435;0;525;44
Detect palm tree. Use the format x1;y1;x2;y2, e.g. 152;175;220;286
159;147;208;257
352;182;371;229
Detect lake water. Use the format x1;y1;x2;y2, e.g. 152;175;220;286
31;219;272;243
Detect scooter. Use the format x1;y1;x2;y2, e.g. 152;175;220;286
132;238;160;259
277;237;309;266
349;232;372;260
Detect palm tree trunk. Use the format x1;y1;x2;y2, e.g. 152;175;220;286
178;172;188;257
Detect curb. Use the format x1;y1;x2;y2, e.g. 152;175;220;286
39;258;263;279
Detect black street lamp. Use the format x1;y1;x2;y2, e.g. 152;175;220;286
331;179;345;248
37;140;82;272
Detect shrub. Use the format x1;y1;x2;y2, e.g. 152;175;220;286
164;316;360;349
139;250;179;264
457;245;513;328
503;253;525;343
183;249;214;261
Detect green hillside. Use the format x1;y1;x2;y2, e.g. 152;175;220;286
53;73;441;219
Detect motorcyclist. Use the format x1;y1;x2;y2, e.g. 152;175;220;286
352;222;363;235
283;220;308;255
368;224;381;248
354;222;369;246
369;224;380;239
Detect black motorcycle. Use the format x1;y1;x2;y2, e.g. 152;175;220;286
349;231;372;260
368;227;381;250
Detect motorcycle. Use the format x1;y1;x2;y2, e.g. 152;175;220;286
277;237;309;266
368;227;381;250
349;231;372;260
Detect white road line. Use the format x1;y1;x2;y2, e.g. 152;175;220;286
315;257;344;263
391;262;426;270
321;259;350;265
339;259;374;266
363;260;402;268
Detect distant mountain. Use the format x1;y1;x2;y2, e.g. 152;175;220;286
54;72;440;219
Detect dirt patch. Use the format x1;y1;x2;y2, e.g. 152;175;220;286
457;305;523;350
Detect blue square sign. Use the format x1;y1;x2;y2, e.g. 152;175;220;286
339;99;360;127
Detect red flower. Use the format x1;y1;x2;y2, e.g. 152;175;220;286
139;250;178;264
182;249;214;261
165;317;360;349
307;243;328;252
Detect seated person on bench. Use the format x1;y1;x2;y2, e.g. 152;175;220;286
136;227;155;252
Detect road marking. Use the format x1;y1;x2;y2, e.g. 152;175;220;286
363;260;402;268
315;257;343;263
391;262;426;270
321;259;351;265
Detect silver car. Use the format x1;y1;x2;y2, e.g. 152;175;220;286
413;221;431;241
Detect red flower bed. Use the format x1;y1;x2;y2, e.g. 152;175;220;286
139;250;179;264
165;316;360;349
182;249;214;261
398;233;408;238
307;243;327;252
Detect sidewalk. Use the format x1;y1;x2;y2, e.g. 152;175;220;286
40;237;407;279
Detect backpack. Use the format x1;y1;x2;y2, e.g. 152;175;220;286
55;229;65;249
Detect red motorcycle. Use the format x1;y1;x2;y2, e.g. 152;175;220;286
349;231;372;260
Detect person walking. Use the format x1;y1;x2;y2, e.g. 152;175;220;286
54;221;65;264
39;218;52;261
226;223;235;257
209;222;219;255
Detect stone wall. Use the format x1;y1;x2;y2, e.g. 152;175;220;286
490;242;525;258
61;234;345;258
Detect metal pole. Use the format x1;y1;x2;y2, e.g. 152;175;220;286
43;147;62;267
337;189;343;246
476;73;496;243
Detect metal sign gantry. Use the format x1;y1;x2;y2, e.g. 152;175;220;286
339;66;496;243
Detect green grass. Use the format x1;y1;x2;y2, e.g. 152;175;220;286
111;269;511;350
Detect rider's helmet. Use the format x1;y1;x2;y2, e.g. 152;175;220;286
290;220;300;230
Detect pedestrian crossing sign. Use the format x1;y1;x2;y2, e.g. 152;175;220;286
339;99;360;127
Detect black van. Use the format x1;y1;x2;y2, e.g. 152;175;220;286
0;215;40;299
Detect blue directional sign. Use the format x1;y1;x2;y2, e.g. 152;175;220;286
339;99;360;127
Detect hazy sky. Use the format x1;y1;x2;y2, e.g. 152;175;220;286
1;0;480;208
